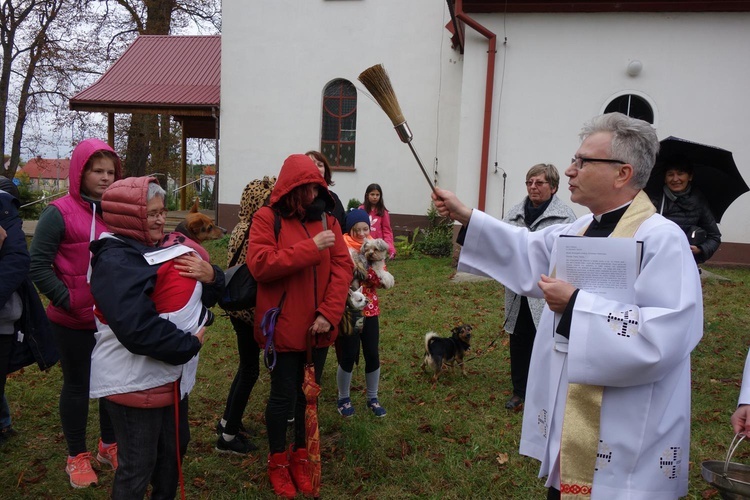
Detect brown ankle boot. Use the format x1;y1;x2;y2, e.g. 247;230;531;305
289;445;314;496
268;452;297;498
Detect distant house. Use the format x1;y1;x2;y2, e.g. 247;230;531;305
200;165;216;193
19;158;70;192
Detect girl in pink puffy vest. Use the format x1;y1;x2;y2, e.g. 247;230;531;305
29;138;122;489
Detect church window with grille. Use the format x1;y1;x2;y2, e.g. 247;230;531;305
321;79;357;169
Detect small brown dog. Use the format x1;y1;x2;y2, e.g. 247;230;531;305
174;198;227;244
422;324;473;382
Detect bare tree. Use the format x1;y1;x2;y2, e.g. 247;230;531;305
0;0;65;179
2;0;220;181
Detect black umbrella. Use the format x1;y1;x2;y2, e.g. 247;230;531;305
645;136;749;223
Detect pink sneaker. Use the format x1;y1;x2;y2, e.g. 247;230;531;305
65;452;98;488
96;439;118;470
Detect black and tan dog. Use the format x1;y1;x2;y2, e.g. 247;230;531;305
422;324;473;382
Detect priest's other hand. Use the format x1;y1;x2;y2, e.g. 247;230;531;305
538;274;576;313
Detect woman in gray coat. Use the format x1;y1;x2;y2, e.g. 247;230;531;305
503;164;576;410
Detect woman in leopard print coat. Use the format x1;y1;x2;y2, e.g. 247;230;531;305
215;176;275;455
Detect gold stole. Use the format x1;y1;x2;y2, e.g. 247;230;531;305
559;191;655;499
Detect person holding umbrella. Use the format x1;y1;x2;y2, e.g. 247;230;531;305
248;154;352;498
649;154;721;263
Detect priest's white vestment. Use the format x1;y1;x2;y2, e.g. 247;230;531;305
458;207;702;499
739;351;750;405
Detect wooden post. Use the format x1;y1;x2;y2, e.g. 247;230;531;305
180;131;187;210
108;113;115;147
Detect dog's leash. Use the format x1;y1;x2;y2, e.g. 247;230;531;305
460;330;504;364
461;296;515;364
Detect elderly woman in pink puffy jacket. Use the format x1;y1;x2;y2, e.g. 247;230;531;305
89;176;224;499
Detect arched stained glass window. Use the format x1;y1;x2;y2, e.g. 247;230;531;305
321;79;357;169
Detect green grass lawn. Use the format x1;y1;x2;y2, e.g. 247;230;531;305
1;239;748;498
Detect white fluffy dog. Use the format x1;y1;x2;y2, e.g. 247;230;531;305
350;238;395;289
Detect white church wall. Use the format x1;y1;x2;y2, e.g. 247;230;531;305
458;12;750;242
220;0;460;217
221;3;750;245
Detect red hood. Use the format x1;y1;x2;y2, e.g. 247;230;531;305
269;154;333;209
101;176;159;245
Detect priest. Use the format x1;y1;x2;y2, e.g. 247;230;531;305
433;112;702;500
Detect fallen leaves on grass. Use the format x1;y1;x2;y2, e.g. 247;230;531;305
17;458;47;486
417;422;433;433
401;439;413;458
352;467;370;480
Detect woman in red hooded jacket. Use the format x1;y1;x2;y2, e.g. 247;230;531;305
248;154;352;498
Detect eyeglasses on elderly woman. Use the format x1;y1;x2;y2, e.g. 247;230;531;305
146;209;168;221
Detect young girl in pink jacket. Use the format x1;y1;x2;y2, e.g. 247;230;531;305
359;183;395;259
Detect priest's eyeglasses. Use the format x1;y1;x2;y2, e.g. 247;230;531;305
571;156;626;170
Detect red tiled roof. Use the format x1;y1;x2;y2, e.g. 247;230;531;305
448;1;750;53
20;158;71;180
70;35;220;113
454;1;750;13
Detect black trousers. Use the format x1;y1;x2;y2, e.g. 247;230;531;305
509;297;536;399
52;322;115;455
266;347;328;454
0;335;13;412
336;315;380;374
221;317;260;435
105;397;188;500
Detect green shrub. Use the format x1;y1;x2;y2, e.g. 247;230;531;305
15;174;45;220
199;185;214;210
394;228;419;259
346;198;361;211
414;204;454;257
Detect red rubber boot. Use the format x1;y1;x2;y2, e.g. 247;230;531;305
289;445;314;497
268;452;297;498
